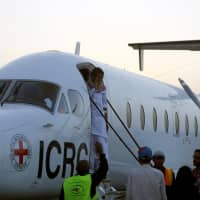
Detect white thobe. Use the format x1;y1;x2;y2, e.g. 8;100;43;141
126;164;167;200
88;87;108;171
89;87;107;138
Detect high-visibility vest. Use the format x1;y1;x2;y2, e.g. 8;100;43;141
165;168;173;186
92;192;99;200
63;174;99;200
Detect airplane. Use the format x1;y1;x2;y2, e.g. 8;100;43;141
0;40;200;199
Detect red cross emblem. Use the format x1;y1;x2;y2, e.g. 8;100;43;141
14;139;29;166
10;134;32;171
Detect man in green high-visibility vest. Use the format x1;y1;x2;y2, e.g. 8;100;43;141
59;142;108;200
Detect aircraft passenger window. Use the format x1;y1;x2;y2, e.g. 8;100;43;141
68;89;84;117
194;116;198;137
126;102;132;128
58;94;69;114
0;80;11;101
175;112;180;135
164;110;169;133
5;81;59;112
140;105;145;130
153;107;157;132
185;115;189;136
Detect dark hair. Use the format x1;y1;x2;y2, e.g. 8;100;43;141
175;166;195;186
91;67;104;78
194;149;200;154
76;160;89;175
173;165;200;200
139;157;151;164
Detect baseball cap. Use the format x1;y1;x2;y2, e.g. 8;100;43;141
153;150;165;158
138;146;152;159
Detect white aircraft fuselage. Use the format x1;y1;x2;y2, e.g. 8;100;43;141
0;51;199;199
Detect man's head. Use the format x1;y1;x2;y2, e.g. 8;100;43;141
152;150;165;168
138;146;152;164
193;149;200;168
76;160;89;175
91;67;104;88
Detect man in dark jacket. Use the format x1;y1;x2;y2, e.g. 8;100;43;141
193;149;200;195
152;150;175;200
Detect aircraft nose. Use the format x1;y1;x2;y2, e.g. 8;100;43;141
0;149;5;173
0;133;33;198
0;135;12;196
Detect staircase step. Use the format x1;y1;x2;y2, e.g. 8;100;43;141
98;178;126;200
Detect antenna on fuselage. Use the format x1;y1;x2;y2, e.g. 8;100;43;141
75;41;80;56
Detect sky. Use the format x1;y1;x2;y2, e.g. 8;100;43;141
1;0;200;91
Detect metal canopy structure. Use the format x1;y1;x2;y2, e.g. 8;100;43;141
128;40;200;71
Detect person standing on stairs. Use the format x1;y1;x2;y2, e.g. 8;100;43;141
88;67;108;173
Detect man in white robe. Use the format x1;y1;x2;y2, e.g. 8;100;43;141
126;146;167;200
88;67;108;172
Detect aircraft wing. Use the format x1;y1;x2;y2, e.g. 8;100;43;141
128;40;200;51
128;40;200;70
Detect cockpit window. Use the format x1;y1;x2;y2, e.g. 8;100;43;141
68;89;84;117
58;94;69;114
0;80;11;101
5;81;59;112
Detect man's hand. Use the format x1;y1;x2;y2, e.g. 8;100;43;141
95;142;103;155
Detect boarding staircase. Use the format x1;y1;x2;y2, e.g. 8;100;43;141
90;97;141;199
98;178;125;200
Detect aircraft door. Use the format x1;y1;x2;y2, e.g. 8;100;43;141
46;89;91;140
65;89;91;139
41;93;71;135
51;86;91;151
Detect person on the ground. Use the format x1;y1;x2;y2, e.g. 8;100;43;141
173;165;199;200
126;146;167;200
59;142;108;200
152;150;175;200
193;149;200;194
